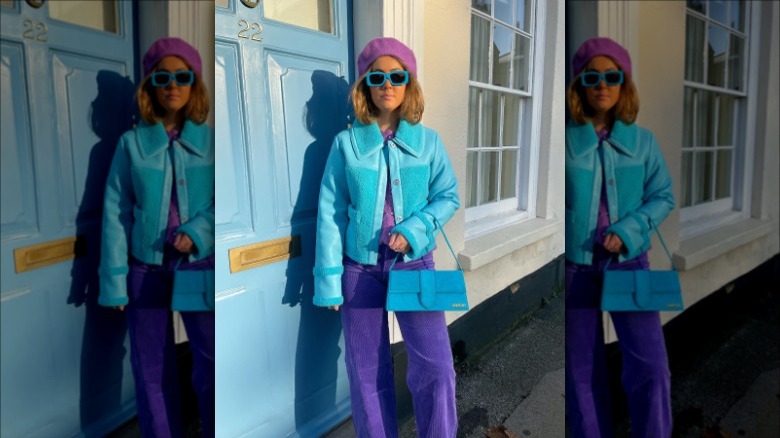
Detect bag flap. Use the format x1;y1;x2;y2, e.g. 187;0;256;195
633;270;651;308
420;270;436;308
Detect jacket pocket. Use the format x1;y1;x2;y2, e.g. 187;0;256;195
615;165;644;216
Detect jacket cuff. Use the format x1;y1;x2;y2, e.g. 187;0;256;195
313;265;343;307
177;216;214;259
606;212;650;260
98;267;129;307
392;218;428;260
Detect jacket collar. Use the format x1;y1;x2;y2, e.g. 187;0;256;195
137;119;209;159
350;118;424;159
567;119;638;157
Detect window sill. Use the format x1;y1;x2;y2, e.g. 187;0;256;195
460;217;563;271
673;218;777;271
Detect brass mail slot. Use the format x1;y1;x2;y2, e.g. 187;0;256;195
14;235;85;273
229;235;301;273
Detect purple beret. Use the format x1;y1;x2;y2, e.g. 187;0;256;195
572;37;632;78
142;37;202;78
357;37;417;78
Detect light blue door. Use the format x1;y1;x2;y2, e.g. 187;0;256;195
214;0;353;436
1;1;136;436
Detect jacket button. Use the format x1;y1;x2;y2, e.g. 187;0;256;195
390;143;396;148
182;216;188;221
611;215;618;221
393;179;400;185
397;215;403;221
179;179;185;185
608;178;615;185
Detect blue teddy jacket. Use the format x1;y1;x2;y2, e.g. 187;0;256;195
313;119;460;307
99;119;215;307
565;120;675;265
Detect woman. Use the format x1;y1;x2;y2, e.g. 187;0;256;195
313;37;460;437
565;37;675;437
99;37;214;438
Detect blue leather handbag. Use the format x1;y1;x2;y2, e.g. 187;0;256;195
601;220;684;312
386;219;468;312
172;259;215;312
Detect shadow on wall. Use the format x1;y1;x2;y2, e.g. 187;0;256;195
281;69;352;431
68;70;136;432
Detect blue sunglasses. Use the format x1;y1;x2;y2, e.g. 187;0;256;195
365;70;409;87
580;70;624;87
151;70;195;87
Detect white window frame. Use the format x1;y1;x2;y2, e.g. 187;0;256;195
680;1;756;238
465;0;545;239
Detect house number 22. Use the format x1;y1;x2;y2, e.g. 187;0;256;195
238;20;262;42
22;19;48;42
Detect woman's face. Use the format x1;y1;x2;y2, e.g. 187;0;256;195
153;56;192;117
368;56;406;118
583;55;621;117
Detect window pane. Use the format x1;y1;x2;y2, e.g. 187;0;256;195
687;0;705;15
683;88;694;148
264;0;333;34
480;151;499;205
729;34;745;91
709;0;728;27
215;0;228;8
717;94;734;146
512;33;531;91
495;0;512;26
502;94;520;146
515;0;531;31
694;151;714;204
472;0;490;16
500;149;518;200
49;0;118;33
715;150;732;199
470;15;490;83
685;15;705;83
468;88;479;147
492;23;513;88
1;1;13;8
695;89;714;147
681;151;694;207
707;24;728;88
480;90;501;147
466;152;479;207
731;0;746;32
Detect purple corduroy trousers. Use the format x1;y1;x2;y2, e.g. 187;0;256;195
126;258;215;438
340;245;457;438
565;247;672;438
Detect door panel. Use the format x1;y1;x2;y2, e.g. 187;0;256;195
1;1;137;436
215;0;353;436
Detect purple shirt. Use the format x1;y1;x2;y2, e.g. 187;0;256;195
379;129;396;245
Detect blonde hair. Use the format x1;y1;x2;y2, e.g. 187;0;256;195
351;58;424;125
567;60;639;125
136;64;209;125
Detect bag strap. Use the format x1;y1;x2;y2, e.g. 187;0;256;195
389;216;463;271
604;218;677;271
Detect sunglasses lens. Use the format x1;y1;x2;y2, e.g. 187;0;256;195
174;71;194;85
604;71;622;85
366;73;384;87
151;72;170;87
581;72;599;87
388;71;408;85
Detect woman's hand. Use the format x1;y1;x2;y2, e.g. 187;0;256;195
388;233;409;254
329;305;340;311
115;305;125;311
174;232;195;254
604;233;624;253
